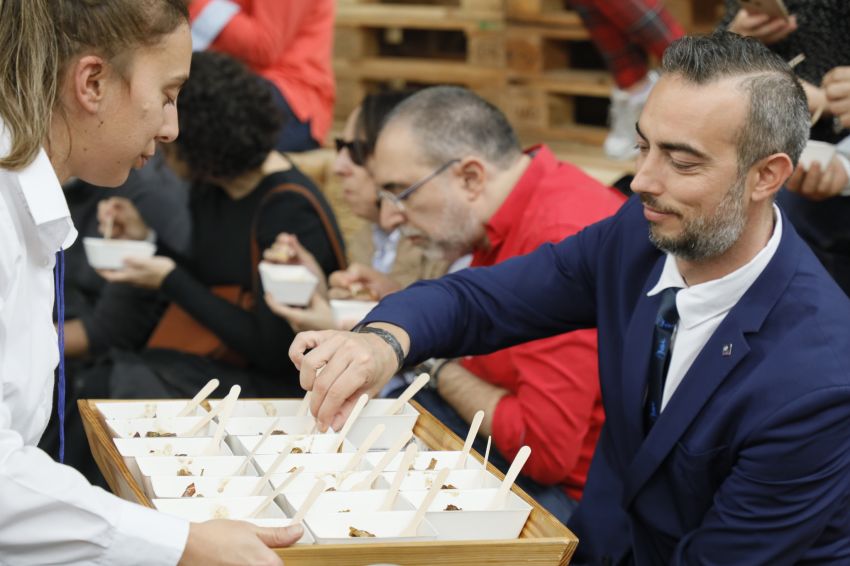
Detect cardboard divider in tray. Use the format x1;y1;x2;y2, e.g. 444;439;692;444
81;398;578;565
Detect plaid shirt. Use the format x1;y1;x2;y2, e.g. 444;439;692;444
568;0;685;88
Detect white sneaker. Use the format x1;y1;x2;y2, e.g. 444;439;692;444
604;71;658;160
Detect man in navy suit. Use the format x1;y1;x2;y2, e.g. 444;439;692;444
290;32;850;564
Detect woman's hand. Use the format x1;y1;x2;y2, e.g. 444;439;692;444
328;263;401;300
263;233;327;295
265;291;342;332
727;9;797;45
98;256;176;289
824;67;850;129
97;197;151;240
787;157;849;201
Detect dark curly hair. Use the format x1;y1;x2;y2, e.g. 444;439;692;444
173;51;283;181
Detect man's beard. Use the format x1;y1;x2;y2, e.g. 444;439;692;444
645;175;747;261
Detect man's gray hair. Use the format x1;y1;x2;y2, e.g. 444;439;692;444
661;32;810;174
382;86;522;169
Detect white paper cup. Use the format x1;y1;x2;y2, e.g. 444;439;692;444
305;510;437;544
281;489;412;518
348;399;419;450
207;399;303;418
400;488;532;540
232;434;356;456
254;452;372;475
113;437;232;486
259;262;318;306
149;476;272;499
330;299;378;328
105;417;214;439
366;450;480;472
83;237;156;270
799;140;837;170
96;400;207;420
386;469;502;491
269;470;386;494
152;496;285;521
224;416;314;437
135;456;257;497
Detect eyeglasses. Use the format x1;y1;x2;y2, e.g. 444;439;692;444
334;138;369;166
378;159;460;213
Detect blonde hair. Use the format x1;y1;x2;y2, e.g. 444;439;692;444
0;0;188;170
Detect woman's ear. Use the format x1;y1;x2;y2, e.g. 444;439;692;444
69;55;111;114
749;152;794;203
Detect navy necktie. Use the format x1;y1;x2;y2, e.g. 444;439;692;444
644;287;680;432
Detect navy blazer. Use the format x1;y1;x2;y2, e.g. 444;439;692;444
363;196;850;564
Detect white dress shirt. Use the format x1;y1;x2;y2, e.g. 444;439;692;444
0;126;189;565
647;205;783;410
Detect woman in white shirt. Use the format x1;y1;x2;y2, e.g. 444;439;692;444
0;1;300;564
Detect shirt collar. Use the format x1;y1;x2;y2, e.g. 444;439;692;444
480;144;555;253
2;122;77;250
647;204;783;330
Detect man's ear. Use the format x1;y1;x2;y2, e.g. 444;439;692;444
459;157;486;202
749;152;794;203
69;55;111;115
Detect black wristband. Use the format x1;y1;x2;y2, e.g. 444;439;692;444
354;325;405;372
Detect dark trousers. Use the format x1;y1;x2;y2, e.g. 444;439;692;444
267;81;320;153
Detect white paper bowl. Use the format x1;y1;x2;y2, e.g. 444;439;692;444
386;469;502;492
231;434;356;456
259;262;318;307
281;489;412;518
799;140;837;170
305;510;437;544
224;416;314;437
207;399;304;418
254;453;372;475
149;476;273;499
96;400;207;420
400;488;532;540
330;299;378;328
366;450;480;472
135;456;257;497
269;470;386;494
83;237;156;270
347;399;419;450
153;496;285;521
113;437;232;487
105;417;214;439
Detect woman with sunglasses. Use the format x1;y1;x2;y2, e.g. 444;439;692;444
264;91;452;330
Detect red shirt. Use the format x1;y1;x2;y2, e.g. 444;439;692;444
189;0;336;144
462;145;626;500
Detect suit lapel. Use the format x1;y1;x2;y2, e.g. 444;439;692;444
620;208;804;509
620;256;667;456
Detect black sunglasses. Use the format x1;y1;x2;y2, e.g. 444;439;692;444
334;138;369;167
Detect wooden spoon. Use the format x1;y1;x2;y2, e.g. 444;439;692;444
400;468;449;537
329;393;369;453
340;424;385;475
352;429;413;490
489;445;531;510
177;378;220;417
202;385;240;455
291;478;327;523
384;373;429;415
248;466;303;517
454;410;484;469
249;442;295;496
379;443;418;511
235;417;281;476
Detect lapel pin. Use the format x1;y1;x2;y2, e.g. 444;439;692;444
722;343;733;357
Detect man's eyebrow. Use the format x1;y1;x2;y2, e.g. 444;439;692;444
635;121;709;160
380;182;408;192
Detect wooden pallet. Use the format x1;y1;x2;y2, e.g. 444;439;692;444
81;398;579;566
506;0;582;27
339;0;507;20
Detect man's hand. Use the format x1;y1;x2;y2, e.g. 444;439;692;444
178;520;302;566
98;256;176;289
288;324;410;431
727;9;797;45
97;197;150;240
824;66;850;129
787;157;849;201
328;263;401;300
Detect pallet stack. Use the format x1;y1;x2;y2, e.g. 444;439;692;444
333;0;724;147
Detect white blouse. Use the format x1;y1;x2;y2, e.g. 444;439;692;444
0;130;188;565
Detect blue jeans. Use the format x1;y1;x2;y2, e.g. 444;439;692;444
388;386;579;526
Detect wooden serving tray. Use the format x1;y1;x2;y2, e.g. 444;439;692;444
81;398;578;565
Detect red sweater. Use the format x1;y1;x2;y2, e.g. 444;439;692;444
462;145;626;500
189;0;336;144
